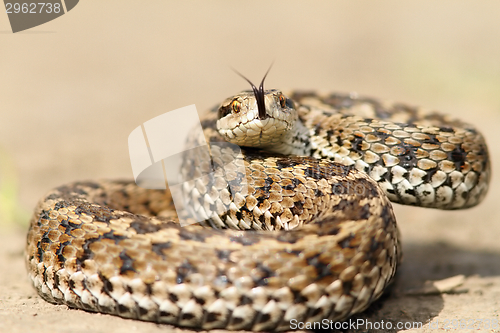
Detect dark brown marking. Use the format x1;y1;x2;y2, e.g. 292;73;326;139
119;251;136;275
130;219;169;234
449;147;467;170
218;103;232;119
176;260;197;284
151;242;172;258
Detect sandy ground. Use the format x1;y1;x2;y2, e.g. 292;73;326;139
1;1;500;332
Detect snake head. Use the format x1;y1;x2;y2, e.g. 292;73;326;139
216;89;297;148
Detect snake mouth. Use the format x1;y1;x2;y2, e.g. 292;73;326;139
254;82;267;120
243;73;267;120
232;66;272;120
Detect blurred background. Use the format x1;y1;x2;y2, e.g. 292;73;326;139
1;1;499;332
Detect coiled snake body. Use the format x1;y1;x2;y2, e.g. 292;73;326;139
26;87;490;331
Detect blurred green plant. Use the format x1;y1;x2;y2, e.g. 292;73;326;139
0;147;29;229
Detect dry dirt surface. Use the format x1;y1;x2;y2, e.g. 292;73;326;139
1;2;500;333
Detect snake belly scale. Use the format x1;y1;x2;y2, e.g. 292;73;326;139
26;88;490;331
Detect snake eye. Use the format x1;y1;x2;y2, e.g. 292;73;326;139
278;94;287;108
231;100;241;113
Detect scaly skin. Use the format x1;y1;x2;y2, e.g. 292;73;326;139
26;89;489;331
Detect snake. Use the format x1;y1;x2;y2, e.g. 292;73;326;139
26;75;490;331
